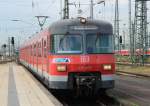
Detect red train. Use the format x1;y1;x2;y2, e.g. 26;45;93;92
115;49;130;56
115;49;150;56
19;18;115;95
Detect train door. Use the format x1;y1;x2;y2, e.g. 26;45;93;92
27;46;29;67
33;43;36;72
31;45;33;67
43;39;47;80
29;46;31;67
46;35;50;83
41;39;44;78
31;45;34;69
33;44;34;68
30;45;32;66
40;42;42;76
28;47;29;66
43;37;49;84
36;42;38;73
37;42;39;75
26;47;27;65
37;41;42;77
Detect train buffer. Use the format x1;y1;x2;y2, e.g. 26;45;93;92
0;62;62;106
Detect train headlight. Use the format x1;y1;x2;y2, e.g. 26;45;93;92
80;18;86;24
103;64;112;71
57;65;67;72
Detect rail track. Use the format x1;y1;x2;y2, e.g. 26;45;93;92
50;90;122;106
117;71;150;78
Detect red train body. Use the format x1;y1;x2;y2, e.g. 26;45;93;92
116;49;150;56
19;18;115;94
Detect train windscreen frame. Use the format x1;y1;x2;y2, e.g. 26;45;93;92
51;34;82;54
86;33;113;54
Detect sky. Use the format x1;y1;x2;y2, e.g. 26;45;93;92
0;0;150;47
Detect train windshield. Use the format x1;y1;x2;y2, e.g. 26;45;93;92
86;34;113;53
52;35;82;54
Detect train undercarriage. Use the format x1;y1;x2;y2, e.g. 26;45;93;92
68;72;113;97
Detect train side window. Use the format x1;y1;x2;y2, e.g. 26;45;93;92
37;43;38;56
38;43;39;56
38;42;42;57
44;40;47;57
41;39;44;57
28;47;29;57
40;43;41;57
33;45;34;56
27;47;29;57
32;45;34;56
30;46;32;56
41;42;42;56
34;44;36;56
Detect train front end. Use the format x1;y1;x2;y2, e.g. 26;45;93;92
48;18;115;94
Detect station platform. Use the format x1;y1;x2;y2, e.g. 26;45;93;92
0;62;62;106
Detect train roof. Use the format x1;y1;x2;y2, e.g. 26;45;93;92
49;18;113;34
20;18;113;49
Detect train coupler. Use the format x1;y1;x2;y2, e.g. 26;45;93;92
75;76;97;96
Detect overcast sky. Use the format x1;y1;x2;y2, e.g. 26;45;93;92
0;0;150;47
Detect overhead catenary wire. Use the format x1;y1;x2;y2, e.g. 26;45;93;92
42;0;56;15
32;0;41;16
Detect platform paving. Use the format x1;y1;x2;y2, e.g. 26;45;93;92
0;62;62;106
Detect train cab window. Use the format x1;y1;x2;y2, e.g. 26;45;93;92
86;34;113;53
51;35;82;54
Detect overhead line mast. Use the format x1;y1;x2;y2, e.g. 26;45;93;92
114;0;120;51
129;0;134;63
90;0;94;19
63;0;69;19
132;0;150;65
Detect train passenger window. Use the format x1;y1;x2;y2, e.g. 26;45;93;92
32;45;34;56
86;34;113;53
40;42;42;56
30;46;32;56
38;43;39;56
44;40;47;57
51;35;82;54
38;43;42;57
34;44;36;56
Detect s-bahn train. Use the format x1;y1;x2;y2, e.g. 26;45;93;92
115;49;150;56
19;18;115;95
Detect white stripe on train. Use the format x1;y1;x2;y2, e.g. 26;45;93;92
49;74;115;82
101;74;115;81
